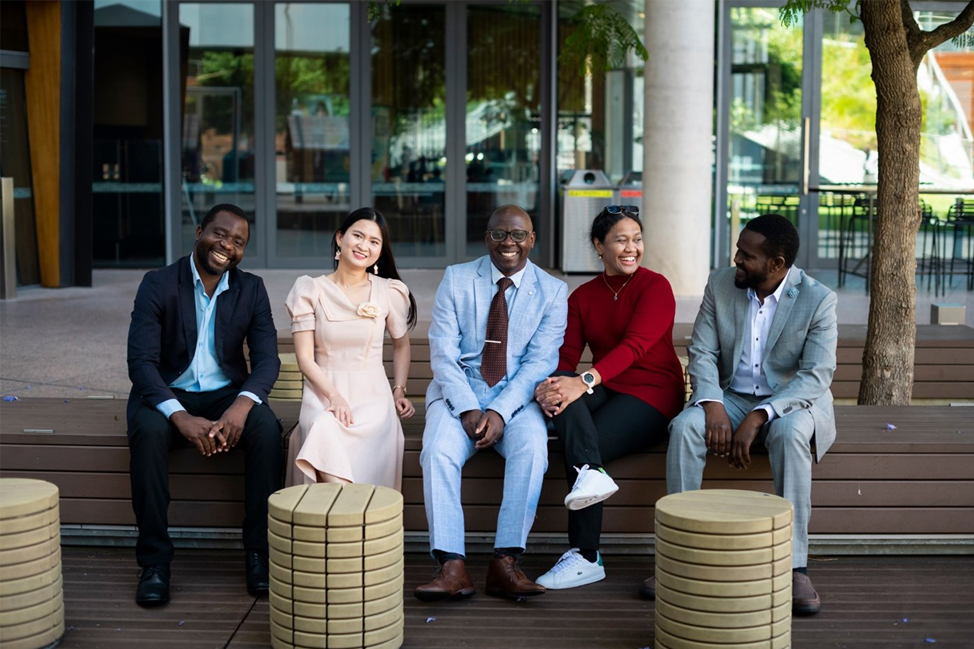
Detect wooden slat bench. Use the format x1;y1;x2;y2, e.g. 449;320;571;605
1;401;972;542
277;325;974;402
3;325;973;545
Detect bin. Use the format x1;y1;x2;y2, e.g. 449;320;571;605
559;170;613;273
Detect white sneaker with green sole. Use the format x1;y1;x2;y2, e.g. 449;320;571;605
536;549;605;589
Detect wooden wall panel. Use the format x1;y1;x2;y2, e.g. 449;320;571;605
24;0;60;287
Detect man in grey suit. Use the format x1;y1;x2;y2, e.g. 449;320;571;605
646;214;837;615
415;205;568;602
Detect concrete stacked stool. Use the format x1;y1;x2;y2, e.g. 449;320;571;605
267;483;404;649
0;479;64;649
654;490;793;649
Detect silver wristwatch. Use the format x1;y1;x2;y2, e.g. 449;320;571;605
580;371;596;395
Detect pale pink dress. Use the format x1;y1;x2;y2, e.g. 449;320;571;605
284;274;410;490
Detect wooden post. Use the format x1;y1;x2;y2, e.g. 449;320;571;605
24;0;61;288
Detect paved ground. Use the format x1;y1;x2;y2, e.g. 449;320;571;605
2;266;972;399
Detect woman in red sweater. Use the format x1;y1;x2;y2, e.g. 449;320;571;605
534;205;685;589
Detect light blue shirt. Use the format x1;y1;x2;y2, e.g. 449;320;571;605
157;258;261;419
489;263;526;316
462;263;527;379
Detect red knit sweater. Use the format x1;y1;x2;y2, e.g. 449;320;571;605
557;266;685;419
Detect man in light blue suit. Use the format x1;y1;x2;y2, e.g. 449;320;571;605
646;214;837;615
415;205;568;602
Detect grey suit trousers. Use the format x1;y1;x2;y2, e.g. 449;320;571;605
666;391;814;568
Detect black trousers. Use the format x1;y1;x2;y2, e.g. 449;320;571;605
127;386;283;567
550;371;670;552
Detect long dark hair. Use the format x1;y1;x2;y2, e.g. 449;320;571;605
333;207;417;330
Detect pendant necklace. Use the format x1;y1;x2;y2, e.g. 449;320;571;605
602;272;634;301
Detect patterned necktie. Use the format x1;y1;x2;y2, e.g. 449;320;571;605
481;277;513;387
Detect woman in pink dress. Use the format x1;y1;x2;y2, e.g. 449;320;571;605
284;208;417;489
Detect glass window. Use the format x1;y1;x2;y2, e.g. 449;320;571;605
556;1;644;184
0;67;40;285
726;6;803;231
371;4;446;259
0;1;29;53
818;11;973;260
92;0;165;267
179;3;256;255
465;4;542;257
274;3;351;259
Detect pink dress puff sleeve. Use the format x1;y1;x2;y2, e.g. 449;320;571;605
385;279;412;340
285;275;318;334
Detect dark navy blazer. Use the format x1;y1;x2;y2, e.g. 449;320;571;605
126;255;281;425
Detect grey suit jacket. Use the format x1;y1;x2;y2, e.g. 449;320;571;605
686;266;838;461
426;256;568;423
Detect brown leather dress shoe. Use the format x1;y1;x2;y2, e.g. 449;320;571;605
792;572;821;614
485;555;546;599
639;575;656;600
414;559;476;602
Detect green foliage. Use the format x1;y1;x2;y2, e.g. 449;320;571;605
820;27;876;150
367;0;402;23
197;51;255;134
560;3;648;76
780;0;860;27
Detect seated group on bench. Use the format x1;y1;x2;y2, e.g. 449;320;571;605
125;201;836;619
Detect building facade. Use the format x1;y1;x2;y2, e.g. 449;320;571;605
1;0;971;289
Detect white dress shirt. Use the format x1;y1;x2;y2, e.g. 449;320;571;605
702;266;792;422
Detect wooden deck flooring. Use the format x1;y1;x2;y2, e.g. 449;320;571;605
54;547;974;649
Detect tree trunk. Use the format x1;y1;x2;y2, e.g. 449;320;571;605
858;1;923;404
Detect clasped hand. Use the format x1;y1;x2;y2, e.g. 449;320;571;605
171;397;252;457
702;402;767;470
460;409;504;449
534;376;586;418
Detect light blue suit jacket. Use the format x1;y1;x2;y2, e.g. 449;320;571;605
426;256;568;423
687;266;838;460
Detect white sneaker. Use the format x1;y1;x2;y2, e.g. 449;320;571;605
536;549;606;589
564;464;619;511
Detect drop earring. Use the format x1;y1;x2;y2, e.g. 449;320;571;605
373;263;379;274
334;247;341;261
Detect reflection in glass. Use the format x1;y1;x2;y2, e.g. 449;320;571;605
727;7;803;239
819;12;973;262
179;3;255;256
0;68;40;285
465;4;542;257
371;4;446;258
92;0;165;267
274;3;351;258
556;1;644;184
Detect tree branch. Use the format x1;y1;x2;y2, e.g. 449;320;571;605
899;0;922;43
910;0;974;62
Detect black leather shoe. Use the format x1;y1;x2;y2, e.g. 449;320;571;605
136;564;171;607
246;551;269;596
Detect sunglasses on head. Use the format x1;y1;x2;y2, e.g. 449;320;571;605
486;229;533;243
604;205;639;215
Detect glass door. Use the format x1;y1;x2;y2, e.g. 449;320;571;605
717;2;816;268
370;3;448;261
177;3;259;261
464;3;542;257
271;2;352;261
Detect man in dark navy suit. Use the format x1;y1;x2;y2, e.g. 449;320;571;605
126;203;281;606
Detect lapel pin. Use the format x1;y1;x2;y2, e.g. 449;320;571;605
787;288;798;298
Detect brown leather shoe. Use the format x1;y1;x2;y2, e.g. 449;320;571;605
485;555;546;599
639;575;656;600
792;572;821;614
413;559;476;602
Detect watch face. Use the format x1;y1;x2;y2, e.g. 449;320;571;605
582;372;595;386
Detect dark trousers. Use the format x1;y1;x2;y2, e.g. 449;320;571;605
550;371;670;552
127;386;283;567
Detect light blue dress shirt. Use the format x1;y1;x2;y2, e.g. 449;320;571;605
157;258;261;419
